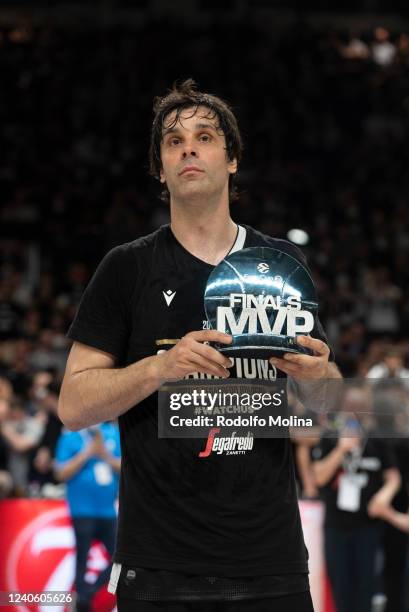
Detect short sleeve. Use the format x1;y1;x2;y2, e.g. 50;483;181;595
377;440;398;472
54;431;77;466
67;246;132;361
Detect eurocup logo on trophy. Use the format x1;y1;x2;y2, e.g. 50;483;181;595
204;247;318;358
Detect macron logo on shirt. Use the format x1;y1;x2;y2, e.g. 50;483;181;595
163;290;176;306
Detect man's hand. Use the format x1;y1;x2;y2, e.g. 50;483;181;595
92;430;111;460
83;429;112;462
337;436;361;454
153;330;232;383
269;335;331;380
82;431;104;460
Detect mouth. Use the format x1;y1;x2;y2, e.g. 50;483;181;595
179;166;205;176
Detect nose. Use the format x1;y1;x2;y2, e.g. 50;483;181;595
181;136;198;158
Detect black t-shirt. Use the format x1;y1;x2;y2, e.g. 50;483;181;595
389;438;409;512
313;434;396;529
67;223;331;600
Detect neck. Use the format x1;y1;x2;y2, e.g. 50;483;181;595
170;193;237;266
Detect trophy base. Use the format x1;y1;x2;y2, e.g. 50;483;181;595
213;334;312;359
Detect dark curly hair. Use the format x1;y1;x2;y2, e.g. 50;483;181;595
149;79;243;203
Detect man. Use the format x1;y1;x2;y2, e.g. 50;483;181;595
366;347;409;380
32;381;64;488
367;374;409;612
312;400;400;612
59;79;341;611
54;421;121;612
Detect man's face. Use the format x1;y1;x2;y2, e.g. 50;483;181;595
384;355;402;373
159;105;237;203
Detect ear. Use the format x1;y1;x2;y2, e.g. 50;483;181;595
227;157;238;175
159;168;166;183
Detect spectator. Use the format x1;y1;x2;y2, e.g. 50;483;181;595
1;396;46;495
342;32;370;60
32;380;64;490
54;421;121;612
312;392;401;612
366;347;409;380
397;32;409;65
27;329;68;373
371;27;396;67
364;268;402;340
369;376;409;612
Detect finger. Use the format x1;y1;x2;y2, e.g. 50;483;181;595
190;341;232;368
269;357;304;377
282;353;320;367
186;330;233;344
270;356;297;369
186;354;230;378
296;335;329;356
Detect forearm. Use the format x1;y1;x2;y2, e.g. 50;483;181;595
54;450;90;481
383;508;409;533
1;427;36;453
313;446;345;487
59;355;161;430
376;469;401;504
296;444;317;492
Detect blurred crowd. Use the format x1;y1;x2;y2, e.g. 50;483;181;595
0;19;408;486
0;18;409;610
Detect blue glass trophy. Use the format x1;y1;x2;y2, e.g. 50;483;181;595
204;247;318;358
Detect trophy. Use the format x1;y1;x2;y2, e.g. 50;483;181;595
204;247;318;358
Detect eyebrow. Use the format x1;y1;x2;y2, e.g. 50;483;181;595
162;122;219;137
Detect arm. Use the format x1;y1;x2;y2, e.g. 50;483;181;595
59;331;233;431
273;336;342;414
367;468;401;517
313;437;360;487
313;446;344;488
295;442;318;498
59;342;163;431
54;431;121;480
0;419;44;453
54;446;93;482
271;336;342;380
371;506;409;532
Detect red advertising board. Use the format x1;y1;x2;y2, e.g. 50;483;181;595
0;499;333;612
0;499;116;611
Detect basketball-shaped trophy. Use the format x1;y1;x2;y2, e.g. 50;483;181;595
204;247;318;358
